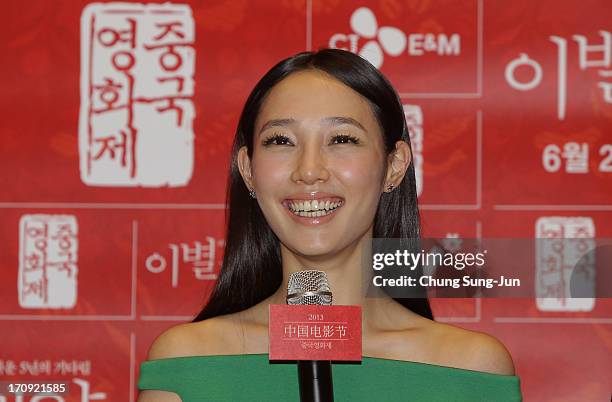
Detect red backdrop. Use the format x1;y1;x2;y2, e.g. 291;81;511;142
0;0;611;401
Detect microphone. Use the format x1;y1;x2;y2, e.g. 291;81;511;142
287;270;335;402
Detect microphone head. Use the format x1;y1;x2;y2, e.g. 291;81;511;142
286;270;332;306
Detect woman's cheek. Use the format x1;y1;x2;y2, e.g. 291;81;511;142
253;156;292;190
335;159;383;192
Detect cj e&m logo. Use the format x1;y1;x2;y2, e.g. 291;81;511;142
328;7;461;68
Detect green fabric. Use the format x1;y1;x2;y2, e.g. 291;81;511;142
139;354;522;401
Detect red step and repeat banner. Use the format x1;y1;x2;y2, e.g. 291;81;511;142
1;0;611;400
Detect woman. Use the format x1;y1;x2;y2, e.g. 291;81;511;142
138;49;521;401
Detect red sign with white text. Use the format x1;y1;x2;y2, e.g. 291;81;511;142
1;1;611;401
269;305;362;361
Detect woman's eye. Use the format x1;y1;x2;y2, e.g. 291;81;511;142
330;134;360;145
262;134;292;146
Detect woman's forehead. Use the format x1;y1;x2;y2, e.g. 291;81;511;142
255;70;378;129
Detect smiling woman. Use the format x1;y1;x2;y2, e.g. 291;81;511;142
137;49;522;402
239;70;407;260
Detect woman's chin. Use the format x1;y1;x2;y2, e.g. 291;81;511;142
284;241;340;262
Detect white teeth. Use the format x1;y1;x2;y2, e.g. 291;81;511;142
296;210;328;217
287;199;344;215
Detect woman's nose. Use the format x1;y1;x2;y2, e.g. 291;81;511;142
290;146;330;185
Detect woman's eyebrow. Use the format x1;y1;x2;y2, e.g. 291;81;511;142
258;118;296;135
321;116;367;132
258;116;366;135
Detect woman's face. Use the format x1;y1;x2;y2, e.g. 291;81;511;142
239;70;390;258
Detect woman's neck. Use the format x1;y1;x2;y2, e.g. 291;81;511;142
273;228;373;306
249;228;422;335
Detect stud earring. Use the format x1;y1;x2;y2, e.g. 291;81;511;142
249;188;256;199
386;183;395;192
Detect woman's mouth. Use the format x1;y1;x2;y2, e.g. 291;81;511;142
285;199;345;217
282;197;345;224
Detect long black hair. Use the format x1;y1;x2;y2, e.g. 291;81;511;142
193;49;433;322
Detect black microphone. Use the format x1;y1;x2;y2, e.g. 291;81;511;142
287;270;334;402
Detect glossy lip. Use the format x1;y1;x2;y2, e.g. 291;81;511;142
282;192;344;226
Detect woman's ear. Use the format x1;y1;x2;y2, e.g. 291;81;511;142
383;141;412;192
237;146;255;190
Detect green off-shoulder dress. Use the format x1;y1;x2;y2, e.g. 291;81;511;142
138;354;522;401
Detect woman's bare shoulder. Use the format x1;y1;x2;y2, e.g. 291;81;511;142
420;319;516;376
139;318;243;402
146;316;242;360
